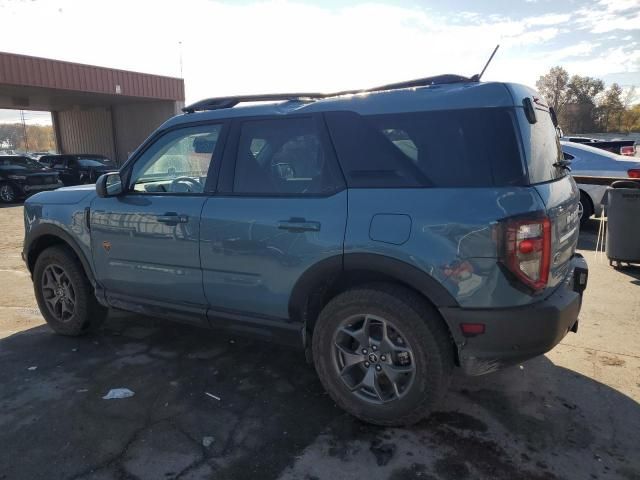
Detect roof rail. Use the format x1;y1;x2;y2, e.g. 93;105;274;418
182;73;473;113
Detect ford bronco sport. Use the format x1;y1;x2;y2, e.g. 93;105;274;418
23;75;588;426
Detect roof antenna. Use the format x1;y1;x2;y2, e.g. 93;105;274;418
471;44;500;82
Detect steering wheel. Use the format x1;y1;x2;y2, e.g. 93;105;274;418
169;176;203;193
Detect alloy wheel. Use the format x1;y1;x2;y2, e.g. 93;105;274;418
0;184;15;203
332;314;416;404
41;264;76;322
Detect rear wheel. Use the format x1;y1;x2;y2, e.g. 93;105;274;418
579;191;594;228
33;245;108;335
0;182;16;203
312;284;453;426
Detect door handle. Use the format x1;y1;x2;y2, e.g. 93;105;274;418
157;213;189;224
278;219;321;232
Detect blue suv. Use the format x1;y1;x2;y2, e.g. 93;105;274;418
23;75;588;425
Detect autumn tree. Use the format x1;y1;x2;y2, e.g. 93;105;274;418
535;66;569;114
597;83;624;132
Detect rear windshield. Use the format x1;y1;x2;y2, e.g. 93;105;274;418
525;109;565;184
325;108;526;188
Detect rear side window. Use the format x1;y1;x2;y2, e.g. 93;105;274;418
325;108;525;188
233;117;343;195
525;109;565;184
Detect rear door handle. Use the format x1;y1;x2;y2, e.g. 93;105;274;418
157;212;189;224
278;219;321;232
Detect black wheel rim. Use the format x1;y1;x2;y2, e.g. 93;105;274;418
0;184;15;202
332;314;416;405
41;264;76;322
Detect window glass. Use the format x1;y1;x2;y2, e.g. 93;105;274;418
233;117;340;195
325;108;526;188
526;109;566;183
130;124;221;194
0;156;42;169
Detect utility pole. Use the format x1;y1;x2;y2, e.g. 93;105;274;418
20;110;29;152
178;41;183;79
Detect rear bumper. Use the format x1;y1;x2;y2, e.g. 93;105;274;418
440;254;588;376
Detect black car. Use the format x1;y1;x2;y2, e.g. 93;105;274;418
38;154;117;186
0;156;62;203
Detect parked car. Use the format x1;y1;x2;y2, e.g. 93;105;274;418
562;141;640;226
0;155;62;203
22;77;588;426
29;151;53;160
562;136;636;157
38;154;117;186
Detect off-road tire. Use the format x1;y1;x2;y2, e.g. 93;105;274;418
579;191;594;228
312;284;454;426
33;245;108;335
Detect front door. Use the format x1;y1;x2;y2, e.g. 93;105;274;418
90;123;226;323
200;115;347;334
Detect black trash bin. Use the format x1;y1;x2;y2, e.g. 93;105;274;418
605;180;640;267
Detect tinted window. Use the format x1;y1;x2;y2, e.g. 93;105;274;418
526;109;565;184
233;117;342;195
0;156;42;169
325;109;525;188
130;124;221;194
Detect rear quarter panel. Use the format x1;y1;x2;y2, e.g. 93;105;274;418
345;187;548;308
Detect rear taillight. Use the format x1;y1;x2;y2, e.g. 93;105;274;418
620;145;636;156
628;169;640;179
503;217;551;293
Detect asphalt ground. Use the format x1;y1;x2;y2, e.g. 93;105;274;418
0;204;638;480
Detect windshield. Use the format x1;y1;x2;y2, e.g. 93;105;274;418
0;157;43;170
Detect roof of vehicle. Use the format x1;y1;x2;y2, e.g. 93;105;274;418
39;154;108;158
162;80;536;130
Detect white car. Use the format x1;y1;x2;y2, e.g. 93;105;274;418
561;141;640;226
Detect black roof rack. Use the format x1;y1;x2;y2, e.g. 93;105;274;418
182;73;473;113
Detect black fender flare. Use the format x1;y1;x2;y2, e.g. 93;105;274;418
288;253;459;324
25;223;97;287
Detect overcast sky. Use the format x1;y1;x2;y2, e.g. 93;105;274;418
0;0;638;114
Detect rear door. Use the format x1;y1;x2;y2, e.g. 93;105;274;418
200;115;347;334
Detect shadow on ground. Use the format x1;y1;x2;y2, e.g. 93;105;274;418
0;312;638;480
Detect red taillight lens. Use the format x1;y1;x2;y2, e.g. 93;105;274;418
628;169;640;179
504;217;551;293
620;146;636;156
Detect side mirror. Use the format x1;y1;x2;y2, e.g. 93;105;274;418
96;172;123;198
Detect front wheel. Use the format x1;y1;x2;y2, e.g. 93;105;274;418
0;182;16;203
33;245;108;335
312;284;453;426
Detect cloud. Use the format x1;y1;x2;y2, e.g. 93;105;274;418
0;0;636;103
525;13;572;26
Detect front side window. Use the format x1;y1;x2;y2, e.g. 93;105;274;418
233;117;341;195
129;124;222;194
